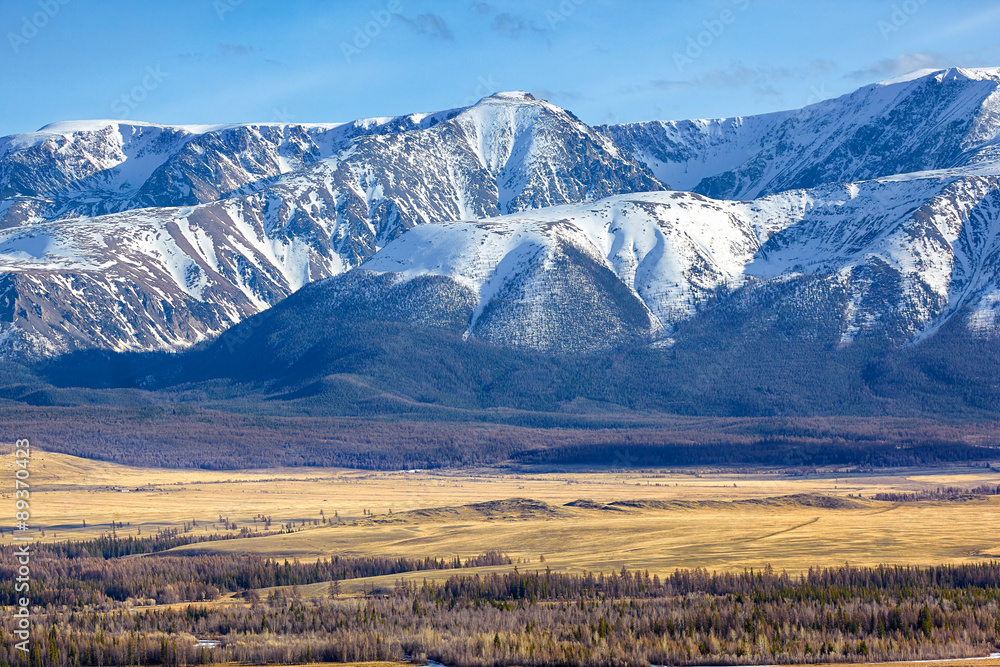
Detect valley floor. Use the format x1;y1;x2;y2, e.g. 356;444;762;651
3;444;1000;667
3;445;999;578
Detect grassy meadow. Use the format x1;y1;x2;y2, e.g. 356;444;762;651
3;443;1000;667
3;444;998;580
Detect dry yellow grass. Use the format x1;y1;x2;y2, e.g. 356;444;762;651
2;445;999;579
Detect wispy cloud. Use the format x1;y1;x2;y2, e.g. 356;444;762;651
491;12;549;41
218;43;260;57
400;13;454;41
179;43;261;63
637;61;834;95
810;59;838;76
470;1;495;16
470;3;550;44
846;53;948;81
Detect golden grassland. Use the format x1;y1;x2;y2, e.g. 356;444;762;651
2;444;999;583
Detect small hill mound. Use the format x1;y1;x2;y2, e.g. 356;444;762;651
565;494;866;513
382;498;569;524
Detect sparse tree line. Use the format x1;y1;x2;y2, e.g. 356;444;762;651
872;484;1000;502
0;550;513;608
0;557;998;666
33;528;283;560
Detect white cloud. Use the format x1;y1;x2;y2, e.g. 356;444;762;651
846;53;949;82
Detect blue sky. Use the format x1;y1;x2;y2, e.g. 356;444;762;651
3;0;1000;136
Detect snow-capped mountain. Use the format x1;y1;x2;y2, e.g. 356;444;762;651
280;168;1000;355
0;92;663;358
0;91;662;229
606;67;1000;198
358;192;766;352
4;68;1000;360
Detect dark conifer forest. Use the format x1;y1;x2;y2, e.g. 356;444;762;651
1;534;998;667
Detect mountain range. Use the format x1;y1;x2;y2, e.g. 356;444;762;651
3;67;1000;425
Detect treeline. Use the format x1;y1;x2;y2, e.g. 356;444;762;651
417;561;1000;600
1;405;540;469
512;440;999;468
0;562;998;666
35;528;281;559
0;551;513;607
872;484;1000;502
6;402;1000;470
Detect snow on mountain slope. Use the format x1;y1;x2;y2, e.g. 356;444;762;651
355;167;1000;352
0;117;433;225
0;93;667;358
600;113;790;194
606;67;1000;200
0;201;328;359
222;91;664;265
362;192;770;342
5;164;1000;358
5;73;1000;360
1;92;663;268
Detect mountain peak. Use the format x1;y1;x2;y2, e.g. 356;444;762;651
875;68;944;86
938;66;1000;81
486;91;537;102
877;66;1000;87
